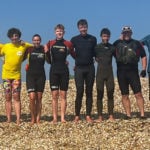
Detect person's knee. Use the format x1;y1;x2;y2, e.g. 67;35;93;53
77;86;84;95
5;93;12;101
122;95;129;100
52;90;59;97
135;92;143;100
60;91;67;100
97;89;104;100
107;90;114;100
12;92;20;101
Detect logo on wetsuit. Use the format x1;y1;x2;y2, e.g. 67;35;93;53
53;45;66;53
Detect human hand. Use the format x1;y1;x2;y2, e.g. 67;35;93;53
20;40;25;45
140;70;146;77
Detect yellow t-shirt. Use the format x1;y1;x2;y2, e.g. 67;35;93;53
0;42;32;79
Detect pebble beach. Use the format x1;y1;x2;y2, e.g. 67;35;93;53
0;78;149;150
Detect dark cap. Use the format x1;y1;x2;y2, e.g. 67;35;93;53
122;26;132;33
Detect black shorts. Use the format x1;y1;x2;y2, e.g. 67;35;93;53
26;73;46;93
50;69;69;91
117;69;141;95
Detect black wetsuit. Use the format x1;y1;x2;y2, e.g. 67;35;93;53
71;34;97;116
47;39;75;91
113;39;146;95
95;42;115;115
26;46;46;93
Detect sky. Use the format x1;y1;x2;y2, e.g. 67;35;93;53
0;0;150;81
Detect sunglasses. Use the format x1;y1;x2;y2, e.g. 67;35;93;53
122;26;132;30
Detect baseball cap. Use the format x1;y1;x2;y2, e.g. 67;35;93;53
122;26;132;33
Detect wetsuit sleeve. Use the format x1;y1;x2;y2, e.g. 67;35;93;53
23;47;34;62
93;37;97;57
113;40;121;58
68;42;76;59
23;48;28;61
70;38;76;58
113;39;120;47
45;41;51;64
94;47;99;62
112;46;116;57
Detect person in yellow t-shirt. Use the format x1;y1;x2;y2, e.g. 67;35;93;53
0;28;32;125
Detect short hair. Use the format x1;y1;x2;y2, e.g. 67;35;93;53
54;24;65;31
77;19;88;27
32;34;41;41
7;27;21;38
100;28;111;36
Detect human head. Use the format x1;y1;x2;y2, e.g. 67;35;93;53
54;24;65;40
77;19;88;36
121;26;132;41
7;28;22;44
32;34;41;48
100;28;111;43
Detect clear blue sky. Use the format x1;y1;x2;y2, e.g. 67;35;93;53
0;0;150;81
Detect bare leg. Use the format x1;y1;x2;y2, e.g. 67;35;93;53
74;116;80;123
95;115;103;123
122;95;131;117
108;115;115;121
86;115;94;123
60;90;67;123
29;92;36;125
5;94;12;123
51;90;59;123
36;92;43;124
135;92;145;117
13;92;21;125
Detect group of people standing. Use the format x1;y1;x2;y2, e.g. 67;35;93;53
0;19;148;125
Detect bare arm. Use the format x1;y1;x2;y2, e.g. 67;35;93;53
141;56;147;71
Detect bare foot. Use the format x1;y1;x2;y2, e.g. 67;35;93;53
36;118;41;124
16;119;21;125
30;122;35;126
108;115;115;121
86;116;94;123
61;119;67;123
30;119;35;125
74;116;80;123
95;116;103;123
51;119;57;124
36;120;41;124
6;119;11;123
